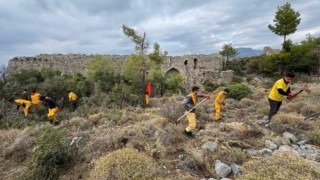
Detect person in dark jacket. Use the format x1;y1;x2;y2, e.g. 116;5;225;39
182;86;210;137
40;96;59;125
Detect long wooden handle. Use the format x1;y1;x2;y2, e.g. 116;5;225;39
176;98;207;122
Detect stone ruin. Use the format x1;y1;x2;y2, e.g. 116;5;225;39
7;53;233;89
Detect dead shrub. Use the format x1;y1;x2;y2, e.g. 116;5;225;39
88;113;103;125
239;152;320;180
159;102;185;123
4;135;35;162
213;147;246;165
240;98;256;107
307;121;320;146
299;97;320;117
270;112;313;135
0;129;21;150
62;116;94;131
89;148;161;180
183;144;213;177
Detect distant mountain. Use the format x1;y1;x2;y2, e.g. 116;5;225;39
234;47;263;59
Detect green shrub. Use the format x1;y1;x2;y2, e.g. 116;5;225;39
22;126;76;180
226;83;252;100
239;152;320;180
89;148;161;180
203;79;216;92
231;75;243;83
0;117;38;130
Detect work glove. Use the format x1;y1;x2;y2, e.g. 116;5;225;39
288;92;296;98
204;94;210;99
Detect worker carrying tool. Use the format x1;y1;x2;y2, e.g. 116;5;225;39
181;86;210;138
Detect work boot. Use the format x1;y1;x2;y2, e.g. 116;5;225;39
183;130;195;138
54;121;60;126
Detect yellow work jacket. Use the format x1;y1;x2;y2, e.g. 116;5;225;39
31;92;41;106
68;92;78;101
268;78;291;101
215;91;225;106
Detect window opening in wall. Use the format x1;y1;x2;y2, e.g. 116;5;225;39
184;60;188;66
194;58;198;70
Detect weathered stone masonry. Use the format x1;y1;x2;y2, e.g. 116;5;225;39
8;54;233;88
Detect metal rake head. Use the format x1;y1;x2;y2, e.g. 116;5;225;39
301;83;311;94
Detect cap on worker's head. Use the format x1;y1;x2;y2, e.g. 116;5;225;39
284;72;295;78
192;86;200;92
224;88;229;93
31;90;37;93
67;90;71;93
8;97;15;102
39;96;46;101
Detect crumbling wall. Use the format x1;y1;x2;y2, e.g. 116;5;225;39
7;53;233;88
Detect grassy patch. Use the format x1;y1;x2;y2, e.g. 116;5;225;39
239;152;320;180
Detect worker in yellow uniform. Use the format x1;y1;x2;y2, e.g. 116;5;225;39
268;72;295;122
40;96;59;126
67;90;78;111
9;98;31;117
31;90;41;107
214;88;229;121
182;86;210;138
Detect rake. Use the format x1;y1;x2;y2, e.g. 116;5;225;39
287;83;311;100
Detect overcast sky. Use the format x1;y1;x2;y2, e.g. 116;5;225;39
1;0;320;65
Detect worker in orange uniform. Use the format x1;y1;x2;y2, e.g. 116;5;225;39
31;90;41;107
9;98;31;117
67;90;78;111
214;88;229;121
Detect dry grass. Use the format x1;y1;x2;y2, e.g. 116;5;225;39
213;146;247;165
239;152;320;180
89;148;161;180
307;121;320;146
270;112;313;135
2;82;320;180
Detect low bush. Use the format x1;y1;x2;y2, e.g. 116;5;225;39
307;121;320;146
21;125;77;180
270;112;313;135
89;148;161;180
213;147;246;165
226;83;252;100
239;152;320;180
203;79;216;92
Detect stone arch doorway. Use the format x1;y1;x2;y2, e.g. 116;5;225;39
165;68;180;76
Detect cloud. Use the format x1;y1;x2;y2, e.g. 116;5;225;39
1;0;320;65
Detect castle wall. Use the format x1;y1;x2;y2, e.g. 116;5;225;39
7;53;233;88
8;54;127;74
